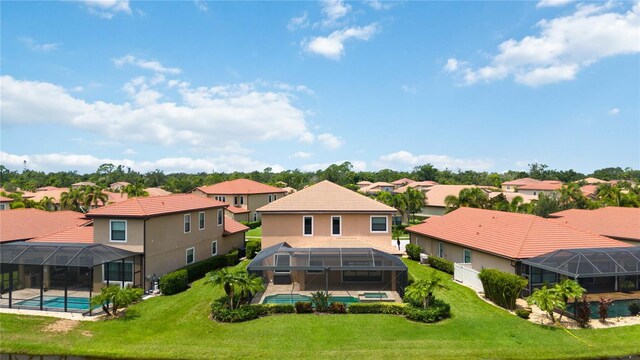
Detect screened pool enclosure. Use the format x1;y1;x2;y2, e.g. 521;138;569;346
0;242;141;314
247;242;408;297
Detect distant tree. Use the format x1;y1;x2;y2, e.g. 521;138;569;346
121;184;149;198
404;187;426;223
412;164;438;181
528;163;550;180
444;187;489;213
60;188;85;212
532;193;564;218
83;186;108;209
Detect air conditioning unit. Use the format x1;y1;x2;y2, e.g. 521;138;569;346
419;254;429;264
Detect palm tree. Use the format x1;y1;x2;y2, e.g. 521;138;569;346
60;188;84;212
234;272;265;309
404;271;447;308
121;184;149;198
404;187;426;223
38;196;57;211
205;267;243;309
553;279;585;322
559;183;590;209
83;186;108;209
445;187;489;213
527;285;564;323
391;193;408;223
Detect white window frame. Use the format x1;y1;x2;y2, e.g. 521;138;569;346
233;196;239;206
240;196;244;205
184;214;191;234
274;254;291;274
211;240;218;256
303;216;314;236
217;209;223;226
331;215;342;236
463;249;472;264
268;194;273;203
438;242;445;258
370;215;388;233
102;260;134;287
199;211;205;230
109;220;127;243
186;247;195;265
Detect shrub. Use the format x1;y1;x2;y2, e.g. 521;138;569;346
329;302;347;314
295;301;314;314
405;244;422;261
478;268;527;310
576;296;592;328
159;270;189;295
90;285;144;316
628;301;640;316
311;291;331;312
515;308;531;319
599;297;613;322
620;280;635;293
266;304;295;314
240;221;261;229
246;241;261;259
182;250;240;282
404;299;451;323
427;256;454;274
211;303;264;323
348;302;406;315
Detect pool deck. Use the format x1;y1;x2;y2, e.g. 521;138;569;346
256;282;402;303
585;291;640;302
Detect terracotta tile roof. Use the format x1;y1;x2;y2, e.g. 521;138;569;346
28;189;66;203
394;181;438;194
549;207;640;242
406;207;630;259
0;208;91;243
196;179;286;195
226;205;250;214
0;196;13;202
501;178;543;186
36;186;65;192
145;187;172;197
578;177;607;184
29;224;94;244
392;178;415;186
111;182;131;187
488;191;538;204
580;185;599;198
356;181;372;185
517;182;563;191
258;180;396;213
358;182;395;193
72;181;97;187
423;185;483;207
86;194;227;218
224;218;249;235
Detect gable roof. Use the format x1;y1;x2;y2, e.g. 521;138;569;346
0;208;91;243
392;178;415;186
406;207;630;259
258;180;396;213
29;224;94;244
517;182;563;191
394;181;438;194
226;205;251;214
145;187;172;197
549;207;640;242
578;177;607;184
358;182;395;193
501;178;543;186
0;196;13;202
224;218;249;235
423;185;481;208
86;194;227;218
196;179;286;195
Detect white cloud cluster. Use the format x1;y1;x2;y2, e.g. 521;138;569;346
304;23;379;60
194;0;208;12
291;151;313;159
376;151;494;171
114;55;182;74
79;0;131;19
608;107;620;115
317;133;344;150
445;3;640;86
320;0;351;27
288;11;310;31
19;37;61;52
537;0;573;8
301;160;367;172
364;0;393;11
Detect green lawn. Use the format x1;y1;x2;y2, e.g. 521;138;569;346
246;226;261;239
1;260;639;359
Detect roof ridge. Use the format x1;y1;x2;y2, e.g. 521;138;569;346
516;215;539;258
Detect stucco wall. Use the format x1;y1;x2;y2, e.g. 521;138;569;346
419;206;446;217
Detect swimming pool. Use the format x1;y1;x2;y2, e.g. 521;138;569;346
262;294;360;305
362;292;388;299
566;299;639;319
14;296;90;310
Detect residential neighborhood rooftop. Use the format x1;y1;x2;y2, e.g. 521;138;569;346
516;182;563;191
86;194;227;218
422;185;482;207
196;179;286;195
29;223;95;244
0;196;14;202
549;207;640;242
223;218;250;235
0;208;91;243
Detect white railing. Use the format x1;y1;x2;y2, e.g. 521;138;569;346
454;263;484;292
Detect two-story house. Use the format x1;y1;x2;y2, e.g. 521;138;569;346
192;179;286;222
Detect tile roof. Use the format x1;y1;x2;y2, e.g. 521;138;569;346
406;208;630;259
105;191;129;204
356;181;372;185
111;182;131;186
72;181;97;187
580;184;599;198
578;177;607;184
488;191;538;204
501;177;543;186
28;188;67;203
224;218;249;235
258;180;396;213
0;196;13;202
0;208;91;243
196;179;286;195
358;182;395;193
394;181;438;194
29;224;94;244
36;186;65;192
517;182;563;191
145;187;172;197
392;178;415;185
549;207;640;241
86;194;227;218
227;205;250;214
423;185;482;207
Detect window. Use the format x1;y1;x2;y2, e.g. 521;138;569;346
274;254;290;274
303;216;313;236
252;212;258;221
103;261;134;283
0;204;5;210
184;214;191;233
342;270;383;283
240;196;244;205
506;186;511;190
370;216;388;233
331;216;341;236
110;220;127;242
199;212;205;230
233;196;239;206
217;209;223;226
211;241;218;256
533;191;537;196
268;194;273;203
463;249;472;263
186;247;195;265
438;242;445;258
273;194;277;201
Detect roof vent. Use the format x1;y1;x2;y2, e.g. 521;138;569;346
477;231;480;235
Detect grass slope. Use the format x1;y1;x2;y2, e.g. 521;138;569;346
1;260;638;359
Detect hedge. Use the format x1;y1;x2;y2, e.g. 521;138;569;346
159;269;189;295
404;299;451;323
427;256;454;274
246;241;261;259
295;301;314;313
478;268;528;310
182;250;240;282
405;244;421;261
211;304;266;323
240;221;262;229
347;302;406;315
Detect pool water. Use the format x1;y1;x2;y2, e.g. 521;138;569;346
566;299;639;319
14;296;90;310
363;292;388;299
262;294;360;305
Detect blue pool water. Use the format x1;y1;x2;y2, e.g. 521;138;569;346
566;299;639;319
262;294;360;305
14;296;90;310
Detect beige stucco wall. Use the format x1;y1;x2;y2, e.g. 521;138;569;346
225;210;249;222
517;189;555;197
411;233;515;274
419;206;446;218
193;190;284;221
501;185;516;192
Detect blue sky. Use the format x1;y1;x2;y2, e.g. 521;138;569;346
1;0;639;174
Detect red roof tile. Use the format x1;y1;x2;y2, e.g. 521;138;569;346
0;196;13;202
406;208;630;259
550;207;640;242
517;182;563;191
502;178;543;186
0;208;91;243
392;178;415;185
29;224;94;244
227;205;250;214
86;194;227;218
196;179;286;195
224;218;249;235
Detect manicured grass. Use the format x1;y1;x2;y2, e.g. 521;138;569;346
246;226;261;239
1;260;639;359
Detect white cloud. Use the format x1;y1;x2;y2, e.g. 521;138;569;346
114;55;182;75
288;11;310;31
1;151;284;174
376;151;495;171
123;148;137;155
608;107;620;115
317;133;344;150
304;23;379;60
364;0;393;11
320;0;351;27
292;151;313;159
1;74;315;149
537;0;573;8
194;0;208;12
401;84;417;93
301;160;366;172
79;0;131;19
19;37;61;52
445;3;640;86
